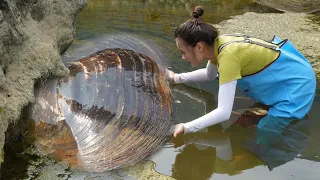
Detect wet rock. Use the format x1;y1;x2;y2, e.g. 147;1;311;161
0;0;87;171
32;160;175;180
33;163;70;180
215;12;320;78
255;0;320;13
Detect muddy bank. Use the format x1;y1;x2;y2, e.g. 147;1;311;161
215;12;320;78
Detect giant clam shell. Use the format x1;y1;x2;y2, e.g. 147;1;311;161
30;47;175;171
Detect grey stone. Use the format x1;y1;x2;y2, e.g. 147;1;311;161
0;0;87;171
255;0;320;13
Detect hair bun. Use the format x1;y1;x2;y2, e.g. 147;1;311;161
192;6;204;18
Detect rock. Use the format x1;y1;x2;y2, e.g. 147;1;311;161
0;0;87;170
123;161;176;180
0;66;5;88
33;162;70;180
215;12;320;77
255;0;320;13
0;10;3;23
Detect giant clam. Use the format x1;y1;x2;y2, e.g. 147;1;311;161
29;35;175;171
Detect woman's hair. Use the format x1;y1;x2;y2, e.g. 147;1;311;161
174;6;219;47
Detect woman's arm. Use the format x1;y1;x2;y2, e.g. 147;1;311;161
171;61;217;84
183;80;237;133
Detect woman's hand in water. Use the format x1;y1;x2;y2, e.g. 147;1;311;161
173;123;185;138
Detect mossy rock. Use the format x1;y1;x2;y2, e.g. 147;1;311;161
0;148;4;163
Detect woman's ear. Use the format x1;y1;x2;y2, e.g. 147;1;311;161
196;42;204;52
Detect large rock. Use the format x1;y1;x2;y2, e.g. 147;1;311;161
255;0;320;13
215;12;320;78
0;0;87;164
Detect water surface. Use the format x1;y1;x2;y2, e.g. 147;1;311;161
70;0;320;179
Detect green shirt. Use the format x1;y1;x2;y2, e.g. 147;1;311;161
211;35;280;85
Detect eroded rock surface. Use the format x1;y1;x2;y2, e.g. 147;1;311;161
255;0;320;13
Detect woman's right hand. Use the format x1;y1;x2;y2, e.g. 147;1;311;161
173;123;185;138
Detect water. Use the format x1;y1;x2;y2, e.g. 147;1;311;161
11;0;318;179
75;0;282;76
73;0;320;179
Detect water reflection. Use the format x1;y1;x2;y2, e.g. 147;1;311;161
169;83;315;179
172;118;310;180
62;34;168;67
77;0;282;38
76;0;282;65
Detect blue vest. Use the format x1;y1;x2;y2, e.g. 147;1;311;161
220;35;316;119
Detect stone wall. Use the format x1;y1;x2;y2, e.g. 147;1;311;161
0;0;87;163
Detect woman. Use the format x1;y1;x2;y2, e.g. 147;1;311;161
168;6;316;140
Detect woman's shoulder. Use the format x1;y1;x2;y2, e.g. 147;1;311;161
214;34;244;55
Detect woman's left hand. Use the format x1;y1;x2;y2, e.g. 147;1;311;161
165;69;175;82
173;123;185;138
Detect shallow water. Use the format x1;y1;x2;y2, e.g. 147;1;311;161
70;1;320;179
21;0;320;179
75;0;282;76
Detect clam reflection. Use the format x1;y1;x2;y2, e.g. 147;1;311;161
170;84;311;179
29;48;175;171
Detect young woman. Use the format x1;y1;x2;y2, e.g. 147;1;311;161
168;6;316;140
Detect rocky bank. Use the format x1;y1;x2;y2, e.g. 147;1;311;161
255;0;320;13
0;0;87;165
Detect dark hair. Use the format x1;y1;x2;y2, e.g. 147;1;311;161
174;6;219;47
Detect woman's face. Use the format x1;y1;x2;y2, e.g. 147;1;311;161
175;38;204;67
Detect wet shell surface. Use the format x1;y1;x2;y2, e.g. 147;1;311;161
29;48;175;171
